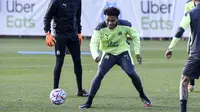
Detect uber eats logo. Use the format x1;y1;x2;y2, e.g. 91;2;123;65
141;0;173;30
6;0;35;28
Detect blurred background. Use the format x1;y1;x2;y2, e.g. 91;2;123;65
0;0;189;38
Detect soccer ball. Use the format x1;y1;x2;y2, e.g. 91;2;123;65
49;88;66;105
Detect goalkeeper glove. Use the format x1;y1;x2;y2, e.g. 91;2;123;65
45;32;56;47
78;34;82;45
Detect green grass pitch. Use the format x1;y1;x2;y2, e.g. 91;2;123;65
0;38;200;112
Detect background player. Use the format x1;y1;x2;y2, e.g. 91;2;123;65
165;0;200;111
184;0;196;92
43;0;87;97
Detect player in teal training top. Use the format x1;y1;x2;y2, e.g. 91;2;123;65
79;6;152;109
165;0;200;111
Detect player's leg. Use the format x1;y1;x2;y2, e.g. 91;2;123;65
66;38;87;96
187;36;195;92
180;56;200;112
65;47;70;54
180;75;190;112
117;51;151;107
54;35;67;89
79;53;116;108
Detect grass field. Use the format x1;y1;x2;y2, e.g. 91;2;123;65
0;38;200;112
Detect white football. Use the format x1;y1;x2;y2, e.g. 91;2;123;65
49;88;66;105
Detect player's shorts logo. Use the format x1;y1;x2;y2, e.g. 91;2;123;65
124;55;129;60
56;50;60;56
104;55;110;60
63;3;67;7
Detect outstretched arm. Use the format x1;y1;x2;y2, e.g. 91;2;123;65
128;27;140;55
169;13;191;51
127;27;142;64
165;12;191;59
90;30;101;62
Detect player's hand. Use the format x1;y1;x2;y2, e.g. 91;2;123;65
46;32;56;47
136;54;142;65
78;34;83;45
95;56;101;63
165;50;173;59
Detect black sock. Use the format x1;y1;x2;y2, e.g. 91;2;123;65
180;100;187;112
190;79;195;86
86;96;94;104
76;77;82;92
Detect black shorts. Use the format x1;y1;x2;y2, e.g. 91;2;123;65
182;56;200;79
54;34;80;57
98;51;135;74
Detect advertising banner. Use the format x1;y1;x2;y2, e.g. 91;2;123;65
0;0;189;37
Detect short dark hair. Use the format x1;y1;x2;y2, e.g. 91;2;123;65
103;7;120;17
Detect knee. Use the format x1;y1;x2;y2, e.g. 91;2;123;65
180;75;190;85
95;71;106;80
126;69;137;77
73;57;81;64
56;57;64;66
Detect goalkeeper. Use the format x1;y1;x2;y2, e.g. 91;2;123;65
79;7;151;108
43;0;88;97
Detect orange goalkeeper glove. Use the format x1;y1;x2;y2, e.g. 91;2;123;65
78;33;82;45
45;32;56;47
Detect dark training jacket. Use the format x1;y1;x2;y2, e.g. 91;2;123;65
44;0;82;36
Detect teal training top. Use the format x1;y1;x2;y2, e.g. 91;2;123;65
184;0;195;13
90;20;140;60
